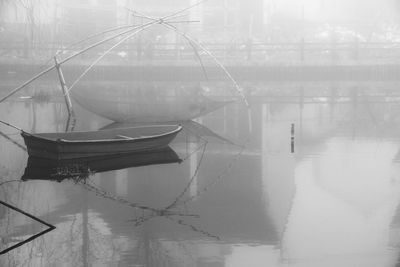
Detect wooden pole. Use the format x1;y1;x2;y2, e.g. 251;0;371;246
54;57;73;116
66;25;153;94
0;200;56;255
162;22;249;107
291;123;295;153
57;1;205;66
0;1;206;103
0;23;150;104
0;131;26;151
82;191;89;267
0;119;25;132
0;65;56;103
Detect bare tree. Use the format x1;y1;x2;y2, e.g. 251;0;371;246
17;0;37;47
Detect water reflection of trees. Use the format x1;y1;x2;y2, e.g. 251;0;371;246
0;94;256;265
61;127;242;266
0;124;232;266
0;103;64;264
75;139;217;236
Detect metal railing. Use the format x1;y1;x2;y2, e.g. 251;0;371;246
1;40;400;64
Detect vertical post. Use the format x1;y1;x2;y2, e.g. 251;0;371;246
82;191;89;267
291;123;295;153
353;37;359;61
52;0;59;56
246;38;252;61
330;32;337;65
351;86;358;139
23;37;29;58
54;57;73;116
223;0;228;39
300;38;305;63
65;114;76;132
329;86;337;122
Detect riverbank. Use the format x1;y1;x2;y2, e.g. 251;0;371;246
1;61;400;82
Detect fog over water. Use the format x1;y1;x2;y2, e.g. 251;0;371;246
1;1;400;267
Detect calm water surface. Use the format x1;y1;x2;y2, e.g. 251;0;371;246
1;83;400;267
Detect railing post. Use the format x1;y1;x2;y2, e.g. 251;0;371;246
246;38;252;61
23;37;29;58
330;37;337;65
137;38;142;61
300;38;305;63
353;37;359;61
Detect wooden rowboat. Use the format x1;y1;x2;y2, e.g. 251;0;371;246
21;124;182;160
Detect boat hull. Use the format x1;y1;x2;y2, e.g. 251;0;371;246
21;125;182;160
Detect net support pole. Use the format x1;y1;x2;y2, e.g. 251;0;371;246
54;57;73;116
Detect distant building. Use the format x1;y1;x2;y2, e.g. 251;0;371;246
0;0;55;44
263;0;399;31
59;0;117;42
262;0;400;42
0;0;118;46
122;0;265;41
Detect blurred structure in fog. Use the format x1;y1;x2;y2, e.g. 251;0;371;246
1;0;400;64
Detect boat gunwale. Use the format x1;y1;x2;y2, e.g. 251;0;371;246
22;125;182;144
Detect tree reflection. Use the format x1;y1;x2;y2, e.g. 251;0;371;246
76;141;215;238
1;112;247;265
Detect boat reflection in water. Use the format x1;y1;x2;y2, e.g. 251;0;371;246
71;83;234;122
21;146;182;182
10;108;272;266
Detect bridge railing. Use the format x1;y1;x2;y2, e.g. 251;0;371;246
1;40;400;64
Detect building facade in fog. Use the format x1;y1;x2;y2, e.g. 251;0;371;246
1;0;400;47
60;0;117;42
0;0;117;47
263;0;400;42
123;0;264;41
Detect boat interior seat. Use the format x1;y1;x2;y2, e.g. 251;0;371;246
115;135;133;140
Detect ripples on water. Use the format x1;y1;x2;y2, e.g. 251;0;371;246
1;83;400;266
